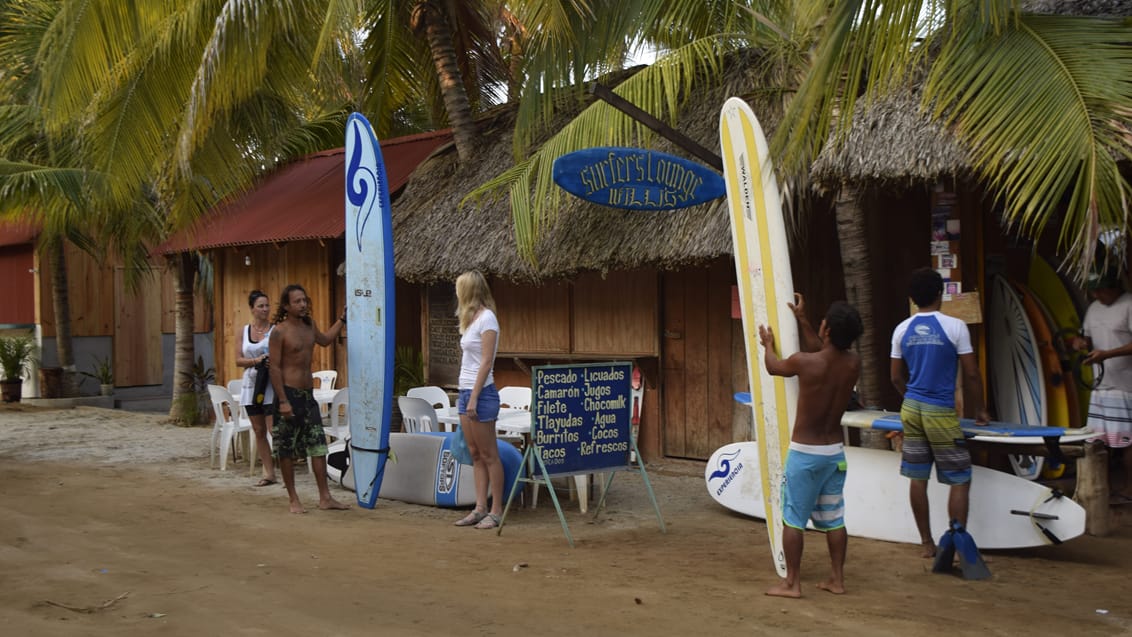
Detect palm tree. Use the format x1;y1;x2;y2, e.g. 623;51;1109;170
0;0;161;397
777;1;1132;277
27;1;344;420
471;0;1132;407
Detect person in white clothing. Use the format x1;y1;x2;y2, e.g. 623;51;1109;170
236;290;276;487
1073;260;1132;500
451;271;504;530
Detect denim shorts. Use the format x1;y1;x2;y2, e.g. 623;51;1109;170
457;384;500;422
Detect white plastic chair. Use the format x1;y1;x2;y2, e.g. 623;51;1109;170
398;395;437;433
497;386;532;410
312;370;338;390
325;387;349;442
227;379;243;402
207;384;254;471
406;386;452;413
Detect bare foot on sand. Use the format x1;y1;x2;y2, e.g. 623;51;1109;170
319;497;350;511
765;580;801;599
289;499;307;514
921;541;937;558
816;580;845;595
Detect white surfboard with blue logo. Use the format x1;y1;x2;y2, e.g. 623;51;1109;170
345;112;395;508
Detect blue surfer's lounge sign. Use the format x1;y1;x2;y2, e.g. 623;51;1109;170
552;146;725;210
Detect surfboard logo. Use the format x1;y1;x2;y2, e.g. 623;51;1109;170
437;451;457;494
709;449;744;496
345;121;379;252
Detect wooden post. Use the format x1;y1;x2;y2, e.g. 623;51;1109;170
1073;440;1111;537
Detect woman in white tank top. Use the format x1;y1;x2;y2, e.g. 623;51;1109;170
236;290;276;486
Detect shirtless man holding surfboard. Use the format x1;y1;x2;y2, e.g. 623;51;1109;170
268;284;351;514
759;294;863;598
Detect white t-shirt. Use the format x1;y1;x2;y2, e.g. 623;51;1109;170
458;308;499;390
1083;292;1132;392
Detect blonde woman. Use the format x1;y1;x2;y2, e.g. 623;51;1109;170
236;290;276;487
452;271;504;529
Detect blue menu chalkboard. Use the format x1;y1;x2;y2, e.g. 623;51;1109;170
531;362;634;477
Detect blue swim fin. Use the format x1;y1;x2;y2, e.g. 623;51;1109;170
950;520;992;580
931;525;956;574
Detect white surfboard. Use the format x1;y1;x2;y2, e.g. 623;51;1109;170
706;442;1086;549
326;433;524;508
344;113;396;508
989;275;1048;479
719;97;798;577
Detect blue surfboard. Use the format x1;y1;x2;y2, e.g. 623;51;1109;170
345;113;395;508
733;392;1092;439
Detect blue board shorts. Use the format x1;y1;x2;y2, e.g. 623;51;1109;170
899;398;972;485
457;384;500;422
782;442;847;532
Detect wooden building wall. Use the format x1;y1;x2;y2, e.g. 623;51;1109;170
35;242;208;388
213;243;339;387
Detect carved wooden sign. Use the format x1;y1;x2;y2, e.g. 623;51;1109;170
552;147;725;210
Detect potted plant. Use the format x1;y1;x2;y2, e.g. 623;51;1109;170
0;333;37;403
392;346;425;431
80;354;114;396
173;355;215;426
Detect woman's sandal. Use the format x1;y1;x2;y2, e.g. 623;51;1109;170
474;513;501;530
454;510;487;527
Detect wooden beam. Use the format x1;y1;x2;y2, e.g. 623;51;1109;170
1074;440;1111;537
590;83;724;173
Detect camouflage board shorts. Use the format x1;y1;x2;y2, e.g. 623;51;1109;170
274;386;328;459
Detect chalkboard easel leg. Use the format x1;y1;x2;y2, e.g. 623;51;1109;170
592;471;618;519
633;437;666;533
496;445;531;537
531;445;575;548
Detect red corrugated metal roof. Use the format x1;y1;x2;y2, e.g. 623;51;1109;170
158;129;451;254
0;220;39;247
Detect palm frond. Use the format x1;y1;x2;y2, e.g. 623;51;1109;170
926;15;1132;271
466;37;738;261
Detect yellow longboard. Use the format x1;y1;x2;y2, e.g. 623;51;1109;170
719;97;797;578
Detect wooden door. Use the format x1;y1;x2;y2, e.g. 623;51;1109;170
115;267;163;386
661;260;735;459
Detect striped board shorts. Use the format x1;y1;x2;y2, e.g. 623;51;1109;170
1087;389;1132;448
899;398;971;485
781;442;847;532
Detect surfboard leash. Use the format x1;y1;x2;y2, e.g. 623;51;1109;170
348;441;393;499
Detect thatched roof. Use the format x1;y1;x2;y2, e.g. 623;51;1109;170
1022;0;1132;16
809;89;971;188
812;2;1132;189
393;52;775;284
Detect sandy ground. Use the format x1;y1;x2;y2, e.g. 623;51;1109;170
2;404;1132;636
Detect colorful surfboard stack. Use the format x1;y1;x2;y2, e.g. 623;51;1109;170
988;258;1092;479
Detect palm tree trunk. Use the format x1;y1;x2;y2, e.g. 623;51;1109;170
411;2;477;161
169;252;197;423
47;236;77;397
835;184;887;448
